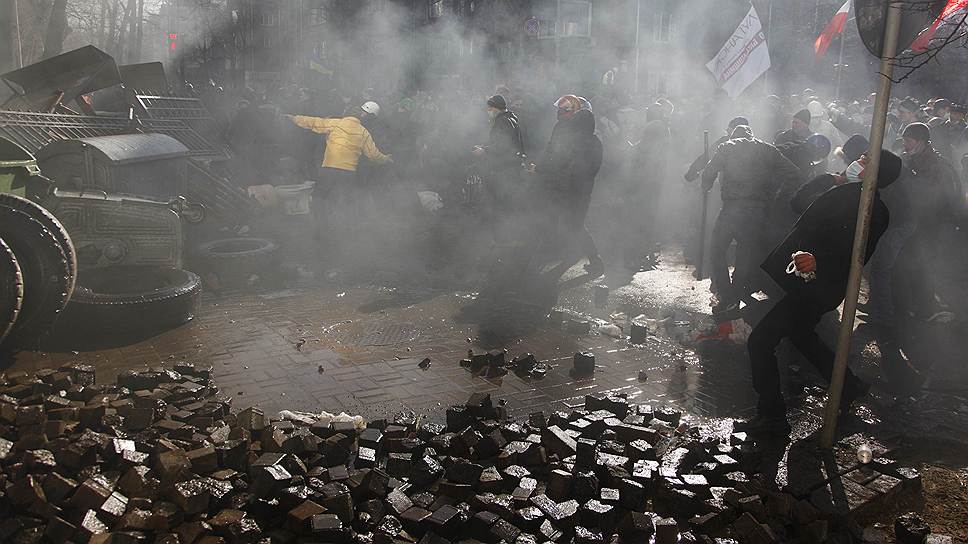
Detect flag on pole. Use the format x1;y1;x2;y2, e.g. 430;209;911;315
706;5;771;98
815;0;851;59
911;0;968;52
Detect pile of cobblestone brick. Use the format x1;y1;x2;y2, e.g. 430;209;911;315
0;363;924;543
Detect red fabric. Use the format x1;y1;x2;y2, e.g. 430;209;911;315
815;0;851;59
912;0;968;52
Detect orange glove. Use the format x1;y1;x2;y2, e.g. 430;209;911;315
793;251;816;274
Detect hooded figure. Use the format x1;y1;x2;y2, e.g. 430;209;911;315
790;134;870;214
701;125;803;311
746;151;903;432
533;109;605;277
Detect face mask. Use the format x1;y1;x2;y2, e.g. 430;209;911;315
488;110;498;120
845;160;865;183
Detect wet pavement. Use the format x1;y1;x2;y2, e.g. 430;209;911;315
5;245;968;452
4;248;758;423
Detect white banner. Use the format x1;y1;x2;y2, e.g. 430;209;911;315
706;5;771;98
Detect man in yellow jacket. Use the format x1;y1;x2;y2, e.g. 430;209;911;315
285;101;393;266
286;101;393;180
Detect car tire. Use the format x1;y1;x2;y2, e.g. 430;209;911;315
192;237;278;286
63;266;202;333
0;193;77;300
0;237;24;346
0;209;71;350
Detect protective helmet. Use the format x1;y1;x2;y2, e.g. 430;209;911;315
554;95;581;119
807;100;826;119
577;96;593;112
361;101;381;116
807;133;831;159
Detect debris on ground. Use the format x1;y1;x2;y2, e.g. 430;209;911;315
0;363;937;543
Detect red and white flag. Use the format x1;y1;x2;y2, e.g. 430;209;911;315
912;0;968;52
706;5;771;98
815;0;851;59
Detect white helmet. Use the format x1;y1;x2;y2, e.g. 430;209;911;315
361;101;380;116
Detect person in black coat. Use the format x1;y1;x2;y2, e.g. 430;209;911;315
774;108;812;146
684;116;749;182
533;102;605;278
745;150;903;433
474;94;526;210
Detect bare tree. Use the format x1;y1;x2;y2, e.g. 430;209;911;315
42;0;69;58
0;0;18;72
892;2;968;83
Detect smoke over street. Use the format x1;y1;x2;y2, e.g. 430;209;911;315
1;0;968;542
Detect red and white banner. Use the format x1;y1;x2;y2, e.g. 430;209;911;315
815;0;851;59
912;0;968;52
706;5;771;98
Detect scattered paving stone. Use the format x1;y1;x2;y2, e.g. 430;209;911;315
0;363;924;544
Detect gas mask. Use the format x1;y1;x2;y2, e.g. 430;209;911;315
845;160;866;183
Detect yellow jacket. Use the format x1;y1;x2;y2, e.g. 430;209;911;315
290;115;390;172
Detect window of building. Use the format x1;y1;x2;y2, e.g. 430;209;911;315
559;1;591;37
653;10;675;43
308;7;325;26
430;0;444;18
263;34;274;48
260;12;277;27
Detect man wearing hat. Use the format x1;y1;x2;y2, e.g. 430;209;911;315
684;116;749;182
774;108;812;147
895;98;922;138
746;151;904;433
701;125;802;315
932;103;967;172
894;122;962;323
473;94;526;212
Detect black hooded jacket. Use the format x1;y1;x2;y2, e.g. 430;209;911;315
487;110;525;173
536;110;603;207
762;151;902;310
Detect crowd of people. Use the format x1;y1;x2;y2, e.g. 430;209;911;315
208;76;967;433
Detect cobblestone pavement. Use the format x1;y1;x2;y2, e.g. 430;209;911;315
5;249;762;424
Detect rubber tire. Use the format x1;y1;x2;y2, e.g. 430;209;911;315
63;266;202;334
192;237;278;285
0;209;71;350
0;237;24;346
0;193;76;300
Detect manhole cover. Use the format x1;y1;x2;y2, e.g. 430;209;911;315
357;323;421;346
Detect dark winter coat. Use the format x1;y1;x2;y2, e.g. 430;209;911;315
776;141;818;178
535;110;602;213
774;127;808;147
486;110;525;174
904;145;962;227
570;110;603;209
701;137;803;203
790;173;838;215
763;182;890;310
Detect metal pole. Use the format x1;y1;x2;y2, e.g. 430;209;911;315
820;0;903;449
763;0;773;94
13;0;23;67
555;0;561;70
698;130;710;279
835;29;846;99
633;0;641;94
